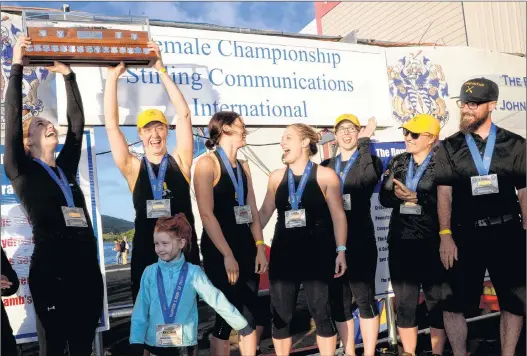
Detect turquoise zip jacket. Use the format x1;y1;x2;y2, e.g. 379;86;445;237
130;254;251;347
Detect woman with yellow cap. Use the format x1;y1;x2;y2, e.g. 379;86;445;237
104;42;200;304
322;114;383;356
379;114;446;356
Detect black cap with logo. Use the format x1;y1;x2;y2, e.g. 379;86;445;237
452;78;499;103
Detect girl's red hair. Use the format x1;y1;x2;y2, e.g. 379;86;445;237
154;213;192;253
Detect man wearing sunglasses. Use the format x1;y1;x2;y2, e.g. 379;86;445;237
436;78;526;356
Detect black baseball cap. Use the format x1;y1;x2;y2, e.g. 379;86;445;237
452;78;499;103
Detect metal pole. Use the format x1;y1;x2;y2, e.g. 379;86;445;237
93;331;104;356
384;296;399;353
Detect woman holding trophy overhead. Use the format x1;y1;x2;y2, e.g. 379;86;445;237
104;42;200;303
5;36;103;355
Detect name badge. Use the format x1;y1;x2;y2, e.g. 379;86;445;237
399;202;422;215
61;207;88;227
342;194;351;211
147;199;171;218
285;209;306;228
234;205;253;224
471;174;499;196
156;324;183;346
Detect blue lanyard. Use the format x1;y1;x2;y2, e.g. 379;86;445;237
157;262;188;324
334;151;358;194
217;147;245;206
287;161;313;210
465;123;497;176
33;158;75;207
405;152;433;192
144;155;168;200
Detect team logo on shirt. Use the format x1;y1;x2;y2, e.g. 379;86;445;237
387;50;450;126
1;17;49;119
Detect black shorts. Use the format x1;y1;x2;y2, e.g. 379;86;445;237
443;220;526;317
145;344;198;356
331;237;379;321
389;239;445;329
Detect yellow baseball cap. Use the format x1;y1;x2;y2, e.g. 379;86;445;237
334;114;360;130
137;109;168;128
400;114;440;136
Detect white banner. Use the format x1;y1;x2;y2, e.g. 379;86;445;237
0;130;110;343
56;24;393;127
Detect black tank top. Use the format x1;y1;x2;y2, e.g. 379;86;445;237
132;155;199;264
200;152;255;268
271;163;335;278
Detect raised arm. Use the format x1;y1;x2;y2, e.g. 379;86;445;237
147;42;194;175
104;62;140;189
258;169;282;229
52;62;83;176
241;161;268;274
193;155;238;285
357;117;381;188
4;37;31;181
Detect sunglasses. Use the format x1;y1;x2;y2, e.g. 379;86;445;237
403;128;423;139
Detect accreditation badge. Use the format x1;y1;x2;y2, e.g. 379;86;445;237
61;207;88;227
147;199;171;218
471;174;499;196
342;194;351;211
399;202;422;215
156;324;183;346
234;205;253;224
285;209;306;228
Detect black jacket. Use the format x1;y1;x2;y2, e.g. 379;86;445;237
1;248;19;355
379;149;439;241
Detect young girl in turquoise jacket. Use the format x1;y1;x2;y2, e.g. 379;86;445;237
130;214;252;356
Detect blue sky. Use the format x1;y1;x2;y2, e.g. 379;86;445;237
3;1;315;222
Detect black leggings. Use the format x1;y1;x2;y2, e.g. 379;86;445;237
29;262;104;356
270;278;336;339
389;239;445;329
331;238;379;321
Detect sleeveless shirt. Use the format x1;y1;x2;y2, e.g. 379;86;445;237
132;155;199;265
270;164;335;280
200;151;256;272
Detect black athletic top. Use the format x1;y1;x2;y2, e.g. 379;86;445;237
435;127;525;226
4;64;98;267
321;138;383;243
132;155;200;266
271;163;335;280
200;151;256;275
379;149;439;241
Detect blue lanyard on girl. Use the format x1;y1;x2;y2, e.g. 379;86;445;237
157;262;188;324
287;160;313;210
465;123;496;176
217;147;245;206
144;155;168;200
334;151;359;194
405;151;433;192
33;158;75;207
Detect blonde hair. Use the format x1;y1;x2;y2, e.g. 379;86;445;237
288;123;320;156
22;116;34;154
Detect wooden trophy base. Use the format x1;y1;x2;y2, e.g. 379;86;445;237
25;27;157;67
